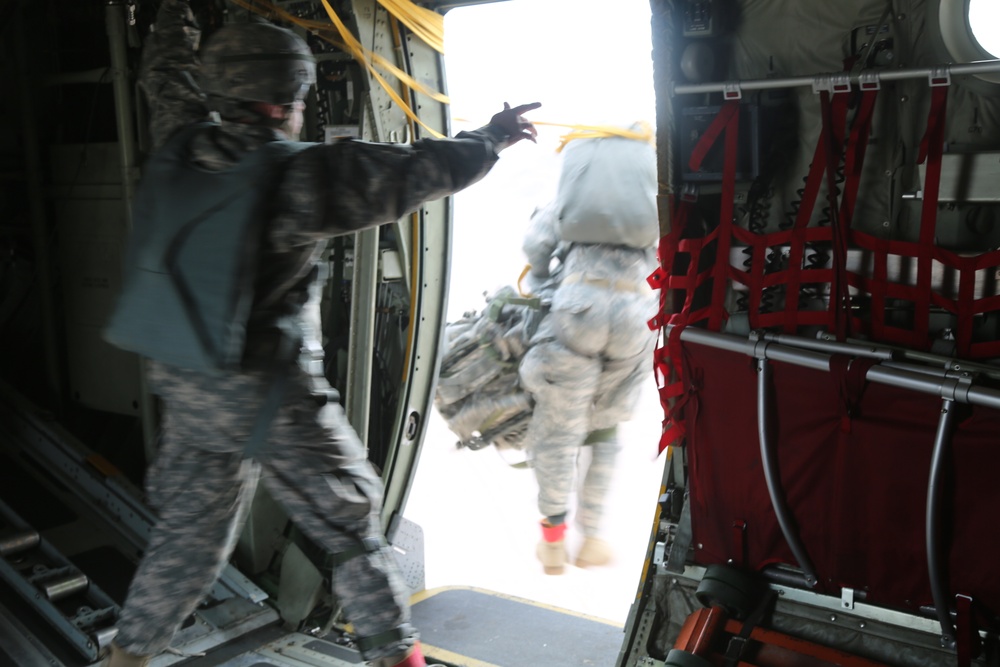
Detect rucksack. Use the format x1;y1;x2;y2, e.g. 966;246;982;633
435;286;546;452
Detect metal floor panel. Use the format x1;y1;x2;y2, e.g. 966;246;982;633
411;586;624;667
0;598;69;667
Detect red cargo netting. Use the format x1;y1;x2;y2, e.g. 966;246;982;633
648;80;1000;453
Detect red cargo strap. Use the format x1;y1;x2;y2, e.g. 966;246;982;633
917;84;949;344
783;91;849;335
956;594;981;667
839;88;879;228
688;100;739;174
648;195;699;454
710;101;741;331
652;324;693;454
829;354;878;434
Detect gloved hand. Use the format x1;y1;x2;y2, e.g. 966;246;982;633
488;101;541;150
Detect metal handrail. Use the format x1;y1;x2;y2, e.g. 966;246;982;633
756;356;818;588
672;60;1000;97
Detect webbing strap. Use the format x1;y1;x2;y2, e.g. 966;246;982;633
820;91;852;340
839;89;879;228
648;194;704;454
688;101;739;174
710;101;741;331
914;84;949;345
782;91;849;335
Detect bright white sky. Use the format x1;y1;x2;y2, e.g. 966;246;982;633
444;0;656;143
970;0;1000;57
440;0;656;319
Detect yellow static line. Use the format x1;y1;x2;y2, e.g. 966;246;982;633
232;0;448;137
376;0;444;53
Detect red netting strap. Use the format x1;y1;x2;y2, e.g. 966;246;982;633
649;194;701;453
914;84;949;344
781;91;851;335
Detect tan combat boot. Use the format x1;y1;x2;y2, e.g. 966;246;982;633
575;536;613;568
100;643;152;667
536;519;568;575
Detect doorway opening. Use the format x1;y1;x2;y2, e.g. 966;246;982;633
403;0;666;626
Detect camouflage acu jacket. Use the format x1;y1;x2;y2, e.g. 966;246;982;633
140;0;508;363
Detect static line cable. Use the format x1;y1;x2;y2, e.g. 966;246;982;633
376;0;444;53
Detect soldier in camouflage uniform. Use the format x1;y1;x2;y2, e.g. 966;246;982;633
101;1;538;666
518;137;658;575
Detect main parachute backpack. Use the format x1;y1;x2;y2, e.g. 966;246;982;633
104;125;309;372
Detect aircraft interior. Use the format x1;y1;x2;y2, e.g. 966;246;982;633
1;1;1000;666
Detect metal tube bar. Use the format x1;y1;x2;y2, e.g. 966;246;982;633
673;60;1000;96
105;1;138;215
966;386;1000;411
14;9;63;411
756;358;818;588
760;565;813;589
41;67;109;86
673;326;754;356
926;399;958;647
760;343;833;372
762;333;896;360
42;573;90;602
347;227;379;448
0;531;39;557
845;337;1000;380
105;0;159;463
671;327;1000;409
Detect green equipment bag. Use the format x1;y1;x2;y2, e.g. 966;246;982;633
434;286;545;452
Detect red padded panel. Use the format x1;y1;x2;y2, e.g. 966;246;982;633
682;340;1000;616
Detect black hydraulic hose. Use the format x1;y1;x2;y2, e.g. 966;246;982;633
926;398;957;647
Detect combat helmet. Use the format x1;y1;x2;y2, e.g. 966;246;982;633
201;21;316;106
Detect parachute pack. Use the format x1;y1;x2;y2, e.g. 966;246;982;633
104;125;309;372
434;286;546;452
553;133;658;249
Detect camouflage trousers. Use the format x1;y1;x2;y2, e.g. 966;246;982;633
114;360;413;661
519;341;622;536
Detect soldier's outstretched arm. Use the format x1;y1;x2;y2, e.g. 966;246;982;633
139;0;210;150
276;102;541;237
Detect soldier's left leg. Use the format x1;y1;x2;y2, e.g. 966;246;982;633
520;342;602;573
259;370;416;665
574;427;621;567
